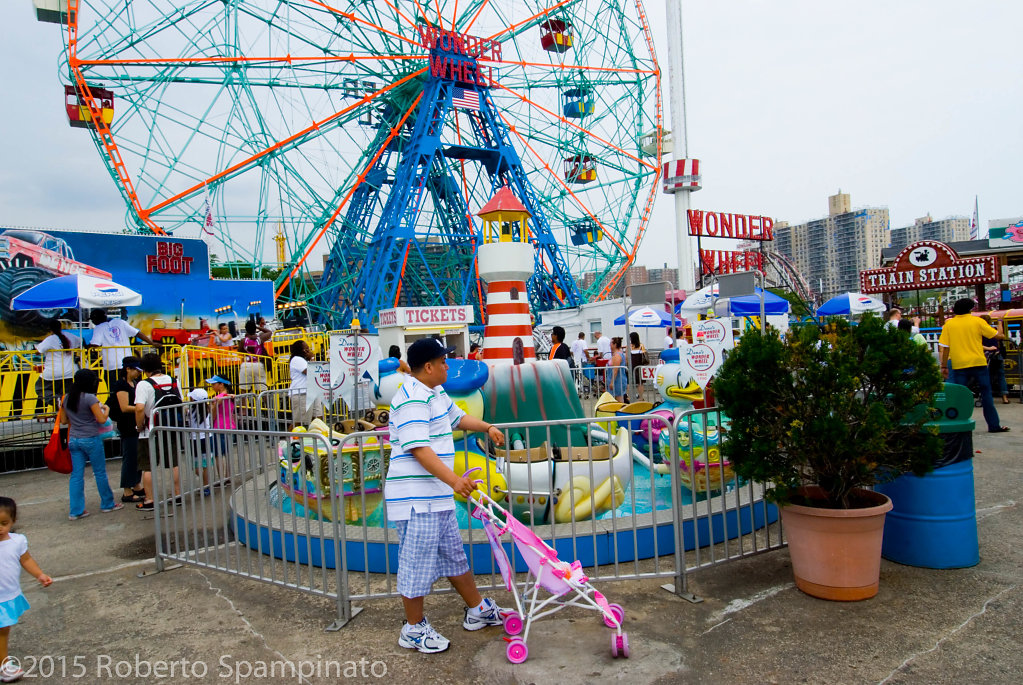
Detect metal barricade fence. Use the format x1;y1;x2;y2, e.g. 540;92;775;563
0;344;166;421
1;344;166;472
178;345;289;397
567;363;628;400
267;328;329;362
669;405;785;593
257;388;295;433
629;364;661;403
146;405;786;628
564;364;663;402
150;394;359;630
334;413;680;613
256;388;357;434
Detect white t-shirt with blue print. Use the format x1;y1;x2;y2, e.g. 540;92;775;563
384;375;466;521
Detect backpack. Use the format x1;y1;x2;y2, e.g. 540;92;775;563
105;382;135;432
145;377;184;429
105;390;123;423
243;335;266;357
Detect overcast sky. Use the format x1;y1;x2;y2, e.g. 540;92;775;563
0;1;1020;272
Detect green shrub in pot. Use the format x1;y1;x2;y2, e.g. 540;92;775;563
714;314;942;509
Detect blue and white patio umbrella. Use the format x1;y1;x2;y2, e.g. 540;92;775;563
676;283;719;314
11;274;142;310
613;306;683;327
816;292;887;316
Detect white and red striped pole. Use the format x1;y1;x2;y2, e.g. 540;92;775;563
481;279;534;363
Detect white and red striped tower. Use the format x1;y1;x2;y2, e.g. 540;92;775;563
476;185;535;365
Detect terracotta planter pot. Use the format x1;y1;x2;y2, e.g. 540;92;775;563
781;486;893;601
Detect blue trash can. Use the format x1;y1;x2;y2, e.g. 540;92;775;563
876;382;980;569
875;460;979;568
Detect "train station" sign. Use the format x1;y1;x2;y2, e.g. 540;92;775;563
860;240;998;294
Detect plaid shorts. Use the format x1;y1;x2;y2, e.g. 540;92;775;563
395;509;469;598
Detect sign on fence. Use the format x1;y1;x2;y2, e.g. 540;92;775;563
693;318;734;351
680;343;721;388
308;361;337;407
329;333;381;397
641;366;659;382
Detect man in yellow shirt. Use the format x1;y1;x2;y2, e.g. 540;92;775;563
938;298;1009;433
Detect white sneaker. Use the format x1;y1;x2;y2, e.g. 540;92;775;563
398;618;450;653
463;597;505;631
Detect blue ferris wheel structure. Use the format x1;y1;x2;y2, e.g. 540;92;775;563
50;1;663;327
313;26;583;326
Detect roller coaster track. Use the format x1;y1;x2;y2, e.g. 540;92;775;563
762;250;814;304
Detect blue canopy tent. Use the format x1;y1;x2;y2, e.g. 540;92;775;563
729;290;790;316
675;287;789;317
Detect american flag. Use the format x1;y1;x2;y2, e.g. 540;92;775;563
451;87;480;111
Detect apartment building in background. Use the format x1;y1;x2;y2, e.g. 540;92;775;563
889;214;971;251
774;191;890;297
579;264;679;299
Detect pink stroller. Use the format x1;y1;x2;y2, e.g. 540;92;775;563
466;470;629;663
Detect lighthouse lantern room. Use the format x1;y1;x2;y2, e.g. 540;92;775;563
476;186;536;365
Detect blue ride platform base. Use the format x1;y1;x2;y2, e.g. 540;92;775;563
234;498;778;573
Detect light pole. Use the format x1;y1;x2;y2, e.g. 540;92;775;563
666;0;696;293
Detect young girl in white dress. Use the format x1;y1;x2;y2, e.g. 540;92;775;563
0;497;52;683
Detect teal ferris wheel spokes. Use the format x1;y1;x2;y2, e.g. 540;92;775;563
61;1;661;314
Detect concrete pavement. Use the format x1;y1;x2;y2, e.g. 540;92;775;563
3;405;1021;684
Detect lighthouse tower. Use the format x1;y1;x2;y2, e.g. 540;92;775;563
477;186;535;365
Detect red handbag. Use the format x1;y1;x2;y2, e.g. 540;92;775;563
43;422;72;474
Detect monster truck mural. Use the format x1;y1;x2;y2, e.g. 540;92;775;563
0;228;274;349
0;229;112;328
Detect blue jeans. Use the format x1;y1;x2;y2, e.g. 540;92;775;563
69;435;115;516
950;366;1002;431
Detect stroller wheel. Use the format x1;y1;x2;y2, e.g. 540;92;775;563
611;632;630;658
506;638;529;664
503;612;523;636
603;603;625;628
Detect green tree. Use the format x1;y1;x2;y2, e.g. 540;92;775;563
767;288;812;318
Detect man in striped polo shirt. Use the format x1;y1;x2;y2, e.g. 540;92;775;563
387;337;507;654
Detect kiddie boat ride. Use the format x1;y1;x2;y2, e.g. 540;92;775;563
594;358;738;496
234;357;776;571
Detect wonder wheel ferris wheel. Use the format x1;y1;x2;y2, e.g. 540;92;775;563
53;0;663;326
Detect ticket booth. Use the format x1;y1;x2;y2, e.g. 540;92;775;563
376;306;474;361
